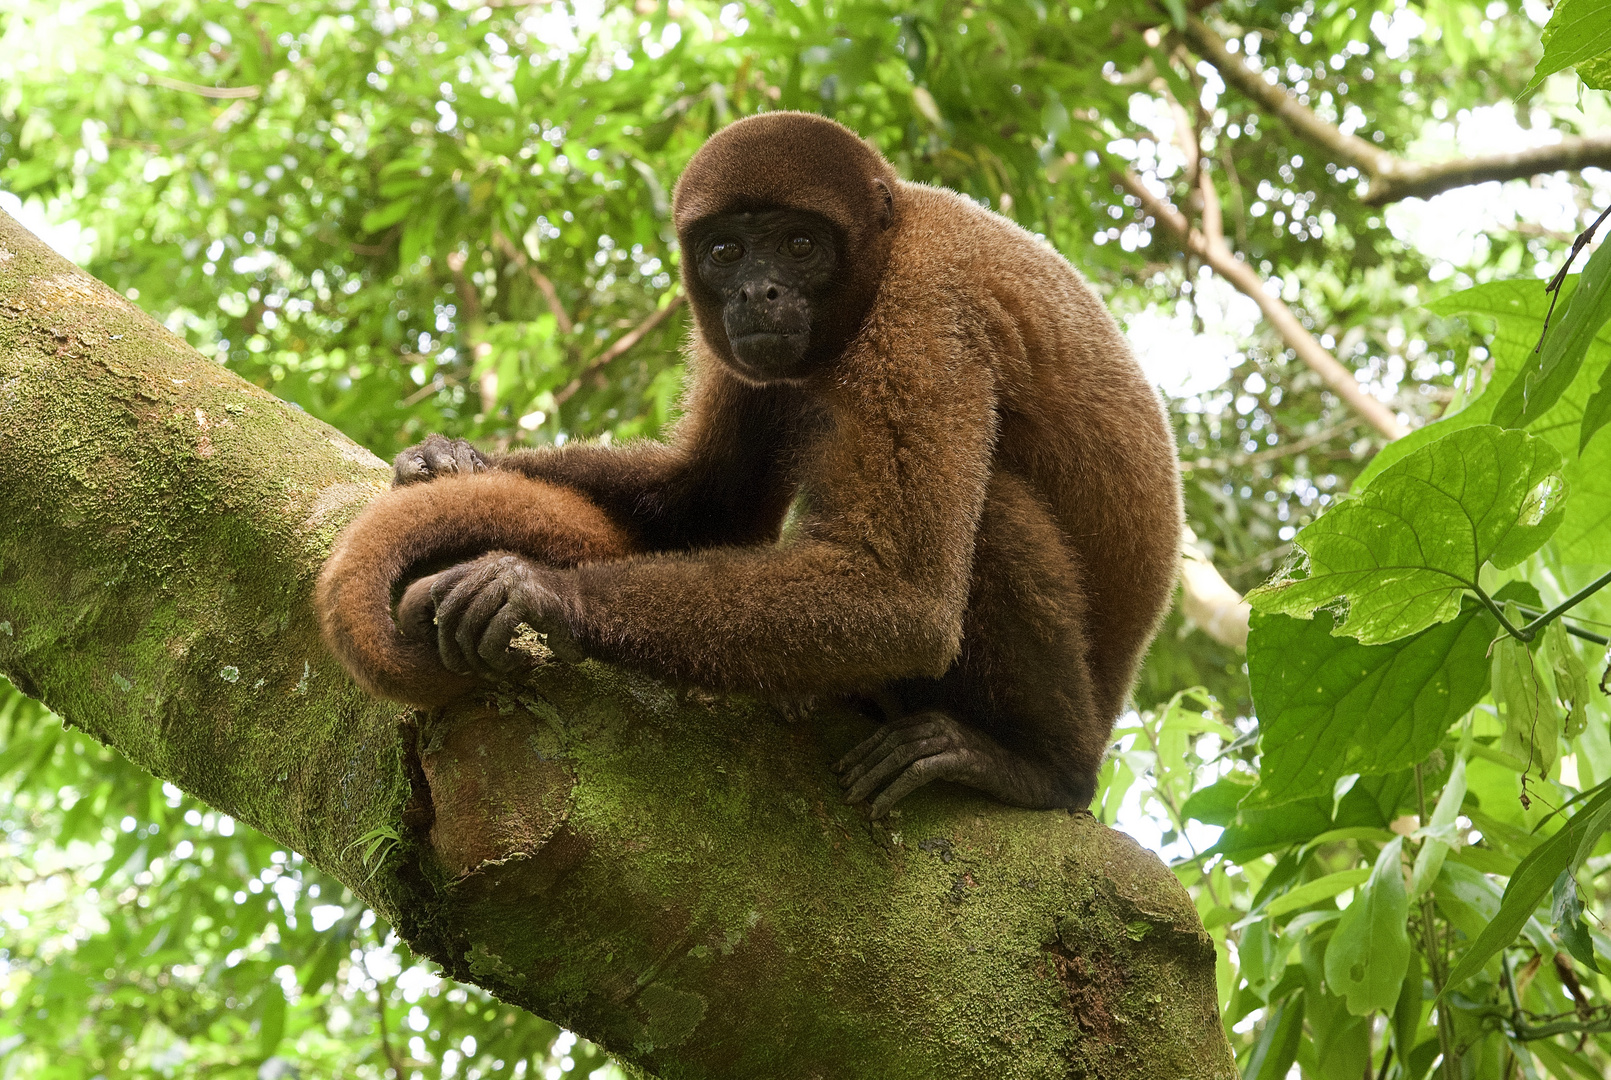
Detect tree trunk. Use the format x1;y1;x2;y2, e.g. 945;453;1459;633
0;210;1236;1079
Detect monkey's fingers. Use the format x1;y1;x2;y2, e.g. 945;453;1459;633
477;603;532;675
450;576;515;680
430;562;501;676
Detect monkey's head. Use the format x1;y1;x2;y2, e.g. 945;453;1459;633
673;112;899;384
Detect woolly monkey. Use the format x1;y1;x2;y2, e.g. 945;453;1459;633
320;112;1182;816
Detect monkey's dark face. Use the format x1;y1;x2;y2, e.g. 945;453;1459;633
690;208;842;383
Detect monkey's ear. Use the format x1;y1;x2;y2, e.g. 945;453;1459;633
872;178;895;230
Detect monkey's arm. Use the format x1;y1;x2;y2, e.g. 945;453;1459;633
398;369;806;551
430;339;998;694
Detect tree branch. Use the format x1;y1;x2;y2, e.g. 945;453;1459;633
553;290;686;407
142;75;262;99
0;208;1236;1079
1118;169;1409;440
493;231;574;336
1184;15;1611;205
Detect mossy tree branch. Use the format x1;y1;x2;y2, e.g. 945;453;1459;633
0;211;1234;1079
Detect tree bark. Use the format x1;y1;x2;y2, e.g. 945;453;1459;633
0;210;1235;1080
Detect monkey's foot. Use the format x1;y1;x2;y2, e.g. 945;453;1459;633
833;711;1075;818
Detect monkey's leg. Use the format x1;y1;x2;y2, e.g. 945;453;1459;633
835;472;1105;817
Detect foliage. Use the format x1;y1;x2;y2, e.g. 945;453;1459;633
3;0;1611;1077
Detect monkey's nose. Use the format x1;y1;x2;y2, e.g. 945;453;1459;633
740;282;783;303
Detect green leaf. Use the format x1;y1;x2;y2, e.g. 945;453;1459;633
1245;604;1492;808
1248;426;1566;644
1243;993;1304;1080
1264;868;1372;919
1362;278;1592;489
1522;0;1611;98
1581;357;1611;453
1552;869;1600;972
1545;619;1593;739
1324;838;1410;1015
1392;948;1423;1061
1410;755;1466;899
1492;624;1561;781
258;981;287;1056
1180;771;1254;826
359;196;415;234
1444;777;1611;991
1492;230;1611;429
1580;51;1611;91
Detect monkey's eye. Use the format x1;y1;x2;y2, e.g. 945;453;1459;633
786;235;814;258
709;240;744;265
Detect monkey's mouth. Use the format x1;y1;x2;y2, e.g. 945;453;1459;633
729;331;811;378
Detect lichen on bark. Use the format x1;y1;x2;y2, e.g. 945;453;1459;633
0;210;1235;1079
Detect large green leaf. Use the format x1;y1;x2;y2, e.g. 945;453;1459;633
1522;0;1611;98
1245;605;1492;808
1369;280;1611;563
1249;426;1566;644
1444;778;1611;992
1324;838;1410;1016
1357;281;1571;490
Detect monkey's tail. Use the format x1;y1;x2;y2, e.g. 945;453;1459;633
315;471;633;707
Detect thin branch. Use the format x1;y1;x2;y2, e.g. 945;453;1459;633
1519;569;1611;640
553;291;686;406
1184;16;1611;206
445;250;482;325
1117;168;1409;439
493;231;574;335
1180;417;1362;472
142;75;262;99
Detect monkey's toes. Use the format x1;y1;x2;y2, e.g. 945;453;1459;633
836;715;964;814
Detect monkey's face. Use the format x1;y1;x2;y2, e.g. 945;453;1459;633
690;208;843;383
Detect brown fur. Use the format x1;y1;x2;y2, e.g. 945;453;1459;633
316;471;632;706
322;113;1182;809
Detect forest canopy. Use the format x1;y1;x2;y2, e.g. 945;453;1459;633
2;0;1611;1077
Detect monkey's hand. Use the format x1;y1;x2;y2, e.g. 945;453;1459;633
392;433;490;487
834;711;1076;819
428;553;586;681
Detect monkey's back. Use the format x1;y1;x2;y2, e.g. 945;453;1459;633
888;183;1183;714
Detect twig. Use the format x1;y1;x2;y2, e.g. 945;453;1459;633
1533;205;1611;356
1117;168;1409;439
1184;15;1611;206
553;291;686;406
1180;418;1362;472
400;371;460;407
142;75;261;99
492;231;574;335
